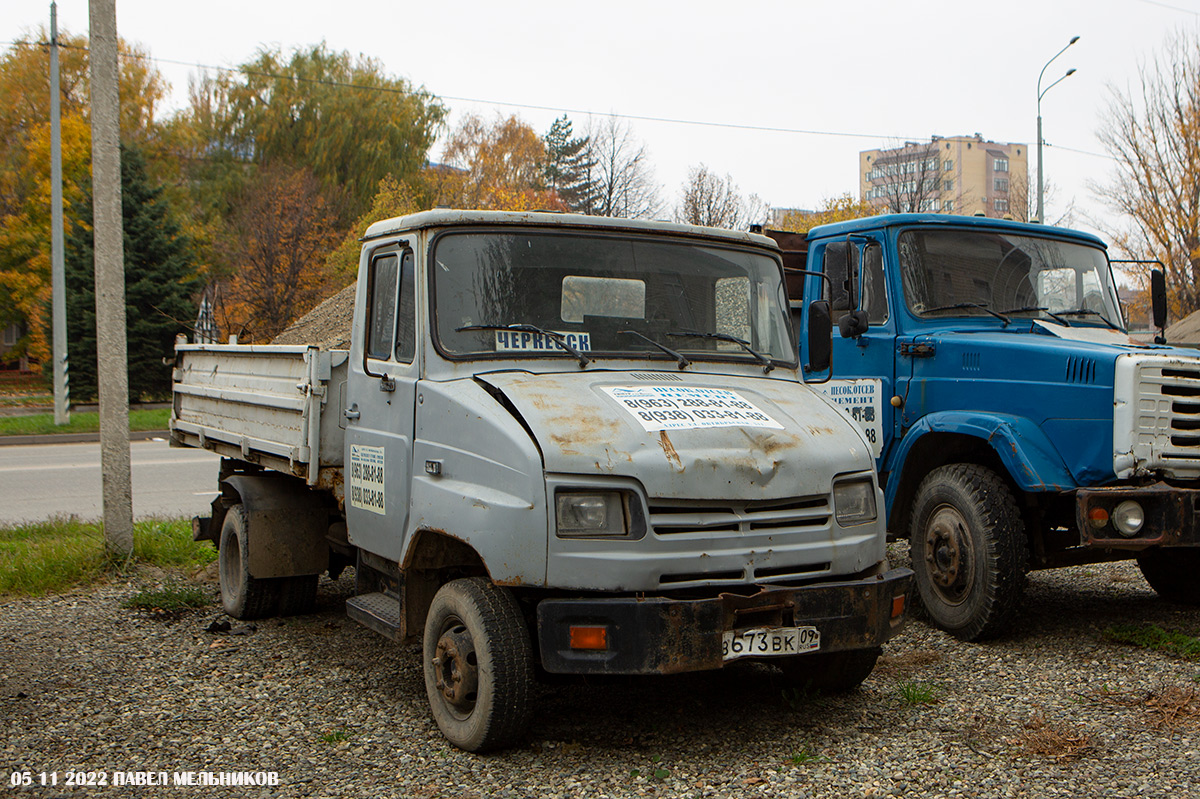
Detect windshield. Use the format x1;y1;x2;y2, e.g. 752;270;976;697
898;229;1124;330
432;229;795;366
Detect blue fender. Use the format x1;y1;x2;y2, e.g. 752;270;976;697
882;411;1077;510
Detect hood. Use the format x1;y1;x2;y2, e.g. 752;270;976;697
476;370;870;501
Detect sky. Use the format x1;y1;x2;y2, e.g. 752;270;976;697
3;0;1198;243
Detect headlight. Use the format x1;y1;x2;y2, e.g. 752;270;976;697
833;477;878;526
556;492;628;537
1112;500;1145;537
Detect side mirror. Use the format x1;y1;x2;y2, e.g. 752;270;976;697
806;300;832;372
838;310;869;339
1151;269;1167;331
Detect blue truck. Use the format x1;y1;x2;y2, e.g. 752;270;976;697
769;214;1200;641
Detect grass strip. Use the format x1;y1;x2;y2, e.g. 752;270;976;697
1104;623;1200;660
0;516;215;596
0;408;170;437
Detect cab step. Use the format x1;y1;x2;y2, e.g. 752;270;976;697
346;591;402;640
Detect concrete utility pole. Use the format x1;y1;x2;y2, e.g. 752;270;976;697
50;1;70;425
89;0;133;556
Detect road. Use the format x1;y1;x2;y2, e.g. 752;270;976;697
0;437;222;525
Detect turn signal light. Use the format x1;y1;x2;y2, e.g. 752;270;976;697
1088;507;1110;528
569;625;608;650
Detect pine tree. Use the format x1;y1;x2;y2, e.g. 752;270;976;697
65;144;201;402
543;115;597;213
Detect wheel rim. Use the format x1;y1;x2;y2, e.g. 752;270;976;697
923;504;975;606
431;617;479;720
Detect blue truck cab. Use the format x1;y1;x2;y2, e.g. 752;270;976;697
771;214;1200;640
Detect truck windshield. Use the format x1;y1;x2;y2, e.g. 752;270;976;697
431;230;795;366
898;229;1124;331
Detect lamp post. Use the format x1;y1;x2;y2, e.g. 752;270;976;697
1036;35;1079;223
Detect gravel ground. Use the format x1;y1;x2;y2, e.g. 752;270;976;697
3;558;1199;799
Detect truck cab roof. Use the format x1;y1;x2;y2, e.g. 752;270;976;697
363;208;780;250
806;213;1108;250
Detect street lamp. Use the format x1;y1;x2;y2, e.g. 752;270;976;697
1036;35;1079;223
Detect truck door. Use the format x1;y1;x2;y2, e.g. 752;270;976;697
808;240;896;471
344;241;418;562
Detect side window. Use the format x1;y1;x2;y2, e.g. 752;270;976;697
367;253;399;360
394;250;416;363
861;243;889;325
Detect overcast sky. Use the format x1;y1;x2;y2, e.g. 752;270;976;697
4;0;1198;241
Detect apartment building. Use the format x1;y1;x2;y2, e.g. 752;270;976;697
859;134;1030;219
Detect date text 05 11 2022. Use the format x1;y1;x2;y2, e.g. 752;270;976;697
9;771;281;787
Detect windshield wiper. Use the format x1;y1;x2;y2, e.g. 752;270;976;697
455;323;591;367
667;330;774;373
923;302;1011;324
617;330;691;370
1057;309;1120;331
999;306;1072;326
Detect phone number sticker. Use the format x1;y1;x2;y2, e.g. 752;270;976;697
349;444;386;516
602;385;783;432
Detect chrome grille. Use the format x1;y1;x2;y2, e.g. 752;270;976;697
1116;355;1200;478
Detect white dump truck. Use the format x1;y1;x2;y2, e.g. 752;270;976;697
171;209;912;752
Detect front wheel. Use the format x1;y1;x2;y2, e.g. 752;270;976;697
909;464;1026;641
1137;548;1200;605
422;578;534;752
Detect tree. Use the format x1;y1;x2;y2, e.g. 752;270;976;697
326;174;420;281
0;32;167;367
775;194;880;234
583;116;661;219
218;165;343;341
185;43;446;222
862;140;944;213
675;164;766;230
1097;29;1200;316
432;113;558;211
64;145;200;402
543;115;596;212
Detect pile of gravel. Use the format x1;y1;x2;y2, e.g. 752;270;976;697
272;282;356;350
3;560;1198;798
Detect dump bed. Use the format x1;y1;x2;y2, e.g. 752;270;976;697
170;343;348;484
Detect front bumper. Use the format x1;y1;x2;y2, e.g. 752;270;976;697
1076;482;1200;548
535;567;913;675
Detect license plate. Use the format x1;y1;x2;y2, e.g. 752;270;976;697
722;626;820;661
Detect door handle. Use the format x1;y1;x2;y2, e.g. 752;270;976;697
344;403;361;420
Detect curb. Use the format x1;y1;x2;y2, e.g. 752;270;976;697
0;430;170;447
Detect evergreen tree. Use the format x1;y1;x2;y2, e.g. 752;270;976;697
65;145;201;402
543;115;597;213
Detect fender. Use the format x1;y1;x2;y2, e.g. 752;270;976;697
883;411;1078;510
220;473;332;579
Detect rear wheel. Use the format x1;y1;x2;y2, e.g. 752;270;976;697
779;647;881;693
218;504;282;620
1137;548;1200;605
909;464;1026;641
423;578;533;752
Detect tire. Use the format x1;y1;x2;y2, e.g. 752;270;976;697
218;504;282;620
1137;548;1200;605
422;577;534;753
779;647;881;693
909;464;1026;641
278;574;319;616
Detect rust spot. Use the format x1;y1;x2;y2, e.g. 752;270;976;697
658;430;683;469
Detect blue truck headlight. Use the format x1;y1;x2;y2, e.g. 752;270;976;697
1112;500;1145;537
833;477;878;526
556;492;628;537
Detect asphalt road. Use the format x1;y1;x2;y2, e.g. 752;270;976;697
0;437;222;525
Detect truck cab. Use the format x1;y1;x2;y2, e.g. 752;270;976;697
172;210;911;752
779;213;1200;641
